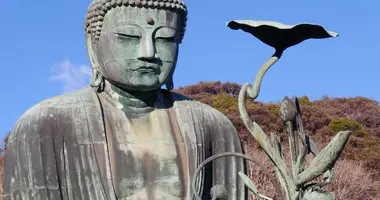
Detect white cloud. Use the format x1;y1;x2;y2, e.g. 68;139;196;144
50;59;92;93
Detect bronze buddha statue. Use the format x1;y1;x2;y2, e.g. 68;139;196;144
3;1;247;199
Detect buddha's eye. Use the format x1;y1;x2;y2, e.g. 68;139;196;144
155;27;177;43
115;33;141;40
156;36;176;43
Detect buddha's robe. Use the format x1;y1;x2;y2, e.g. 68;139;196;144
3;86;247;200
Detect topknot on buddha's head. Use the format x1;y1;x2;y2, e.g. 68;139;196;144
85;0;188;43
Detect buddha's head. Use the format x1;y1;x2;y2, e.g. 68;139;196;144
85;0;187;92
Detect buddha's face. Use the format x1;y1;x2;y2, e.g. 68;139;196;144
94;6;180;91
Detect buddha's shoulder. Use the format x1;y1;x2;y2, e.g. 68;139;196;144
18;86;99;123
9;86;99;143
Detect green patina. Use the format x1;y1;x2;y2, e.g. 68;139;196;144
3;1;248;200
3;2;354;200
224;20;351;200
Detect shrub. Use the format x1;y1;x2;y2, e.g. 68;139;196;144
328;117;361;134
266;104;280;117
302;106;330;134
210;94;238;113
298;96;312;105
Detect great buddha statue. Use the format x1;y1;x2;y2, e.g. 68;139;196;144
3;0;247;199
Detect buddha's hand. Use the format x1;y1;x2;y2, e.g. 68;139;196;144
210;184;228;200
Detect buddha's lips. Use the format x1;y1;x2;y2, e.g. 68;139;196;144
132;66;159;73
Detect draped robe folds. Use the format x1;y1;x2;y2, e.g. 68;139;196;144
3;86;247;200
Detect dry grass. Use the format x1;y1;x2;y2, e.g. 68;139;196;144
327;159;380;200
242;140;380;200
243;142;278;200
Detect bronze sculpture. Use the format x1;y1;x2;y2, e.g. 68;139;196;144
3;1;353;199
3;1;247;199
190;20;352;200
222;20;351;200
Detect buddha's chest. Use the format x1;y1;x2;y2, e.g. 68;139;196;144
107;110;187;199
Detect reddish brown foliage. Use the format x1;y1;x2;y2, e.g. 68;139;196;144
177;81;380;198
176;82;380;171
174;81;241;97
0;156;3;199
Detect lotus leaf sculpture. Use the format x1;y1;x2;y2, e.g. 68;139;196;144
191;20;351;200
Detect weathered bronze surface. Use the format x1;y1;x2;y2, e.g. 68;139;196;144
227;20;350;200
3;1;247;199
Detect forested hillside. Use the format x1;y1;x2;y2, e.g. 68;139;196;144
0;81;379;199
174;81;380;199
175;81;380;166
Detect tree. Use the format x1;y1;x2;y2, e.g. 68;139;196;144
0;131;10;155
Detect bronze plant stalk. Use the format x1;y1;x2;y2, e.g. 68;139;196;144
191;20;352;200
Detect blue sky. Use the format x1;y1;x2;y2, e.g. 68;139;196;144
0;1;379;140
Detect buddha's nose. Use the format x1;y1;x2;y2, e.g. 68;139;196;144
137;37;157;60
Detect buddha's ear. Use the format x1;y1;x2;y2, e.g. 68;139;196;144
86;34;103;88
165;74;174;90
165;47;180;90
165;66;177;91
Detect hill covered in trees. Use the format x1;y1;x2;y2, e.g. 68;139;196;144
175;81;380;165
0;81;379;199
174;81;380;199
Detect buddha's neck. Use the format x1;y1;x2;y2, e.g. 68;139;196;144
103;80;162;114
